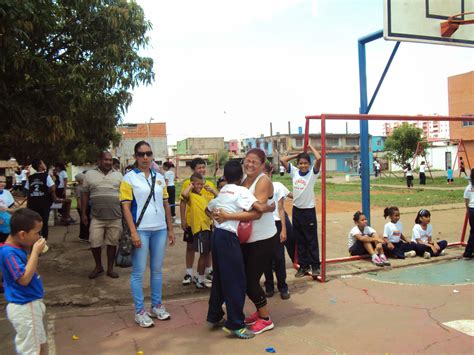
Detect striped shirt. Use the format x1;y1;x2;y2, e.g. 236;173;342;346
83;167;123;220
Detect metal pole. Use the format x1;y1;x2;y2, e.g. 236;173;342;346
320;115;327;283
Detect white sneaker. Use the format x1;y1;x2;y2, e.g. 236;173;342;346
404;250;416;258
423;251;431;259
440;249;446;256
372;255;384;267
195;279;212;289
149;305;171;321
135;310;154;328
182;274;192;285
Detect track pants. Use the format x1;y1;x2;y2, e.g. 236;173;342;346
292;207;320;268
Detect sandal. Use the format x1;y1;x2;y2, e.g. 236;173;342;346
106;271;119;279
88;269;104;279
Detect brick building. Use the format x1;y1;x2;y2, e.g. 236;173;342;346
448;71;474;170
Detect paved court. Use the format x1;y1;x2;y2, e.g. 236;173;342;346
3;259;472;354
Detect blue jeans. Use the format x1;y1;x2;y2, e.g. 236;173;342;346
131;229;167;313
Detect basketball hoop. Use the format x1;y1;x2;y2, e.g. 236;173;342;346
440;12;474;37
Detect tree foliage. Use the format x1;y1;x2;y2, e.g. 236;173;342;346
0;0;154;164
384;123;428;167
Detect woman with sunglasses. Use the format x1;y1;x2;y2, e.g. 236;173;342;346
120;141;175;328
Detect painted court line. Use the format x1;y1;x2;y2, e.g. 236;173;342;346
47;317;57;355
442;320;474;337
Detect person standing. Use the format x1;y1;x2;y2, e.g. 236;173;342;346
163;162;176;222
82;152;123;279
404;164;414;188
463;169;474;259
120;141;175;328
419;161;426;185
0;175;15;242
459;157;467;178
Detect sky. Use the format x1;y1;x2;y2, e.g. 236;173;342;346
123;0;474;145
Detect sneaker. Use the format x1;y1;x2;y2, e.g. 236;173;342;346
295;266;311;278
182;274;192;285
379;255;391;266
244;311;259;326
423;251;431;259
249;317;274;335
372;255;384;267
135;310;154;328
192;276;199;284
404;250;416;258
223;326;255;339
195;279;212;289
265;289;274;298
311;265;320;276
206;270;213;281
149;305;171;320
440;249;446;256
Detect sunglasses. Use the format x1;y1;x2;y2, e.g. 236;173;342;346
136;151;153;157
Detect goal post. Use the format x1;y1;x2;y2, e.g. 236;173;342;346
303;113;470;283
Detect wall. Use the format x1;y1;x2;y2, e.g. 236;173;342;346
448;71;474;168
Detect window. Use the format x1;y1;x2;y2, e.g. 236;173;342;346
462;114;474;127
346;138;359;146
295;138;303;147
376;140;382;146
327;138;339;147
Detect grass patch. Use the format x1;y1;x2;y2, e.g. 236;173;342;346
365;175;469;187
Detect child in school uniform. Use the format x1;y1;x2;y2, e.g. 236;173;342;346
181;173;213;289
382;206;417;259
348;211;389;266
280;144;321;277
262;163;291;300
447;166;454;184
411;209;447;259
205;160;272;339
0;209;48;355
404;164;414;188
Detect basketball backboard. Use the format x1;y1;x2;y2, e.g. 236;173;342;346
384;0;474;47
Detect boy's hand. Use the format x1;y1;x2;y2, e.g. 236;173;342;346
280;230;287;243
168;229;175;246
203;185;212;192
32;238;47;256
181;220;188;232
387;242;394;250
131;231;142;248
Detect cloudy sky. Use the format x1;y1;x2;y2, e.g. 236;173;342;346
123;0;474;144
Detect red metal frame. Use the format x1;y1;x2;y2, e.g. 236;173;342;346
303;113;470;283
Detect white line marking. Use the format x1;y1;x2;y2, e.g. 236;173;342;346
443;320;474;337
47;316;57;355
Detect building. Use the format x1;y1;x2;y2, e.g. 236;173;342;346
224;140;240;156
371;136;386;152
382;119;450;140
115;122;168;167
448;71;474;170
242;133;373;173
176;137;225;166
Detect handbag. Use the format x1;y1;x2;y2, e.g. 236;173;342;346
237;220;252;244
116;172;156;268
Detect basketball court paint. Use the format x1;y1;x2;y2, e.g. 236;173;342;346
364;259;474;285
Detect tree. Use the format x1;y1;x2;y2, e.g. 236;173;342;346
384;123;428;167
0;0;154;164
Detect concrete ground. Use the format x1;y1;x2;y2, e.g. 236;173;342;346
1;188;473;353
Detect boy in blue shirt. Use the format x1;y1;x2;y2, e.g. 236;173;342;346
0;208;47;355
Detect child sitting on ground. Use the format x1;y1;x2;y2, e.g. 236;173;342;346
0;208;48;354
348;211;389;267
411;209;447;259
383;206;417;259
205;160;273;339
181;173;214;289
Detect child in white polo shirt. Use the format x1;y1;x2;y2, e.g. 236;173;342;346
382;206;417;259
280;144;321;277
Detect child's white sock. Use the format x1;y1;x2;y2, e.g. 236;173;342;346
186;268;193;276
198;274;205;283
205;267;213;275
371;254;377;260
380;253;387;259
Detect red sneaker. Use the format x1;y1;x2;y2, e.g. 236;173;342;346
244;311;259;325
249;317;274;335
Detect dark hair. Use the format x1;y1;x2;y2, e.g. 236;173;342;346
112;158;120;165
470;168;474;185
263;162;273;173
224;160;243;184
10;208;42;236
383;206;399;219
163;161;174;169
134;141;151;154
353;211;365;222
190;172;203;182
415;208;431;224
217;176;226;186
99;151;112;159
420;161;425;165
405;164;411;171
296;152;311;164
55;162;66;171
246;148;266;164
190;158;206;170
31;158;42;171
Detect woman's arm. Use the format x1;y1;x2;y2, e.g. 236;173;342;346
163;200;175;245
278;198;287;243
212;209;262;223
122;202;142;248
